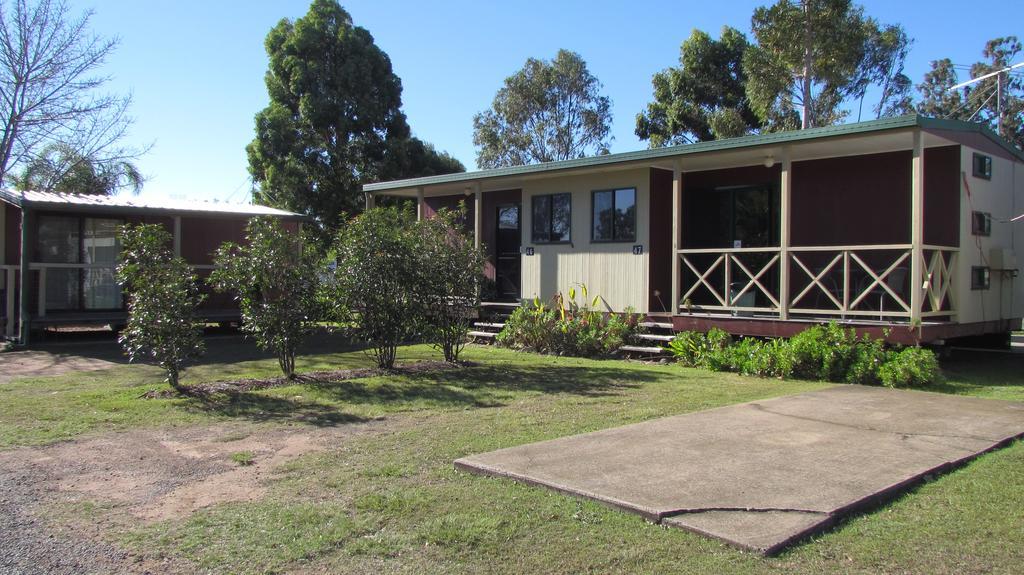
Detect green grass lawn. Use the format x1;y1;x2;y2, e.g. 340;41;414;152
3;340;1023;574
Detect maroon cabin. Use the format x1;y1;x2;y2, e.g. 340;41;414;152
0;190;306;344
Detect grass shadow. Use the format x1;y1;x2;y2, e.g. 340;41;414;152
305;363;658;409
310;378;503;408
931;350;1024;395
180;391;369;427
436;364;655;396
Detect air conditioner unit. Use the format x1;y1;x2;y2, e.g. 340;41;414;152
990;248;1019;276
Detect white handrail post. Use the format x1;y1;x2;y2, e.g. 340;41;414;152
724;253;732;307
842;250;850;319
671;161;682;314
779;150;792;319
910;131;924;325
364;192;375;211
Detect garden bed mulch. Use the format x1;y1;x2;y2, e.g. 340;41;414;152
141;360;466;399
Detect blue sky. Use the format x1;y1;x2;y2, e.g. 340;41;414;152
75;0;1023;202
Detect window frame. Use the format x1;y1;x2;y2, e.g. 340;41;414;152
530;192;572;244
33;212;125;311
590;187;637;243
971;211;992;236
971;266;991;290
972;152;992;180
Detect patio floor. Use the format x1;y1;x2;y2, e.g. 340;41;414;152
455;386;1024;555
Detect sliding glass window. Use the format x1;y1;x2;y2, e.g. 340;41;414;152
35;215;123;311
592;188;636;242
531;193;571;243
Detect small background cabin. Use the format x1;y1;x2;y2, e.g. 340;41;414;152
365;115;1024;345
0;190;305;344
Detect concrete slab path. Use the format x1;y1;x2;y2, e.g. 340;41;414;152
455;386;1024;555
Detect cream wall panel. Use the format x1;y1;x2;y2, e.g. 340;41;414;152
956;145;1021;324
520;168;650;313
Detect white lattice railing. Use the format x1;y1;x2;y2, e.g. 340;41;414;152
677;244;957;321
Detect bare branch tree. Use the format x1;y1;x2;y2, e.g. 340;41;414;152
0;0;142;189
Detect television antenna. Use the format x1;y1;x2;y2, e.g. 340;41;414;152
948;61;1024;138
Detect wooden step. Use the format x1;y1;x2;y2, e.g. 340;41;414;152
473;322;506;329
640;321;673;330
467;330;497;339
618;345;667;354
635;333;675;342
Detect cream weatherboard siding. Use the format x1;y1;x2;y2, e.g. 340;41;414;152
955;145;1024;325
519;168;650;313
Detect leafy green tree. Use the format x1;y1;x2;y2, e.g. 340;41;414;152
636;27;763;146
0;0;142;185
860;24;914;119
117;224;205;391
918;37;1023;149
11;143;143;195
917;58;964;119
744;0;911;129
211;217;321;378
247;0;463;240
418;206;486;363
332;206;422;369
473;49;612;168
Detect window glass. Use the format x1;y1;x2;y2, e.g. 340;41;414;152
531;194;551;243
83;218;122;309
532;193;571;243
973;153;992;180
36;215;80;311
551;193;571;242
972;211;991;236
971;266;990;290
592;188;636;241
614;188;636;241
592;190;613;240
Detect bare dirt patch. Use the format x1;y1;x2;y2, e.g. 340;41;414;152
0;419;389;573
21;421;384;520
0;349;119;383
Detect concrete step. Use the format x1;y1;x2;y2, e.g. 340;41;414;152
635;333;675;342
481;301;522;308
618;345;667;355
467;330;497;339
473;322;506;329
640;321;673;330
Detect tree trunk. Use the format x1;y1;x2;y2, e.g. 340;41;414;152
167;367;180;391
801;0;814;129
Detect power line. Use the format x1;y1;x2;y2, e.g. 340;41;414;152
942;80;997;119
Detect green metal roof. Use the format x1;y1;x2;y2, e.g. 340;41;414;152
364;114;1024;193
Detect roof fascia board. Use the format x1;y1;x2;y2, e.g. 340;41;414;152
365;115;1024;194
364;115;921;193
17;200;309;221
917;116;1024;162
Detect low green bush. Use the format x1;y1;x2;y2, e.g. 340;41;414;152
878;346;943;388
665;322;942;388
496;285;641;358
782;322;862;381
665;328;731;368
495;302;558;353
